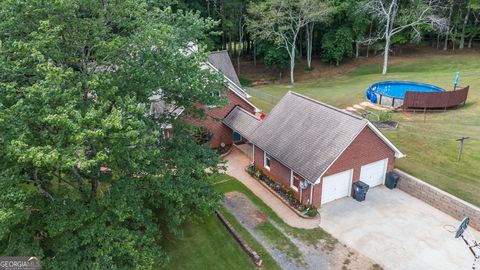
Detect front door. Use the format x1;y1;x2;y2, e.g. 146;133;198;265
233;131;242;143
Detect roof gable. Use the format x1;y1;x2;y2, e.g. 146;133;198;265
208;51;241;86
250;92;370;181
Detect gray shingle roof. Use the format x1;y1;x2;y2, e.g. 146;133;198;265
224;106;261;138
208;51;241;86
249;92;369;182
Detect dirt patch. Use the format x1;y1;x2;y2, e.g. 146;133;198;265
224;192;268;228
224;191;382;270
372;121;399;130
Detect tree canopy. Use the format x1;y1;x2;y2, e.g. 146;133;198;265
175;0;478;77
0;1;226;269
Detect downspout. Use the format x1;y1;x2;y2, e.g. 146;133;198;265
299;184;302;204
309;183;314;207
252;144;255;164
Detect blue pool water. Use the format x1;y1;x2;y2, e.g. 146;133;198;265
367;81;445;100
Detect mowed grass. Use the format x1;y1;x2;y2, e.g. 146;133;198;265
166;174;337;269
164;214;259;270
165;175;281;270
248;52;480;207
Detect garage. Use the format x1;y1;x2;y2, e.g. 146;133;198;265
359;158;388;187
321;169;353;204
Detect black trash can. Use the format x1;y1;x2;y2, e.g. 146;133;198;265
385;172;400;190
353;181;369;202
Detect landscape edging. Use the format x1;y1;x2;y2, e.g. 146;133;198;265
256;178;316;219
215;210;263;267
394;169;480;231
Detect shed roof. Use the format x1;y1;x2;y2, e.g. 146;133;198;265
224;106;261;138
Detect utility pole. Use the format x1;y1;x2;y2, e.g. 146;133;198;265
456;136;470;161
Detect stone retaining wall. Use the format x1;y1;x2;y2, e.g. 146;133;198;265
395;169;480;231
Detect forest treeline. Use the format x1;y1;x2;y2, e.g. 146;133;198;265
175;0;480;82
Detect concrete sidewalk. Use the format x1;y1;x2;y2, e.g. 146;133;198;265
224;148;320;229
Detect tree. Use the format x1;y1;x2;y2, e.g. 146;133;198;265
0;1;225;269
459;0;472;49
255;41;293;79
467;0;480;48
363;0;446;75
247;0;330;84
306;22;315;69
321;27;354;65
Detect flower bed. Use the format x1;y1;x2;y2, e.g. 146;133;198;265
246;164;317;217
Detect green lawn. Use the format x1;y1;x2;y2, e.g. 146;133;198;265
164;214;259;270
213;175;336;248
247;52;480;207
165;174;336;269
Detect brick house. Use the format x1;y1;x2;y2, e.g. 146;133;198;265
224;91;404;208
150;50;259;147
198;51;259;148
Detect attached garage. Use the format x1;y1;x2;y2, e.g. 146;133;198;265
321;170;353;204
227;91;405;208
359;159;388;188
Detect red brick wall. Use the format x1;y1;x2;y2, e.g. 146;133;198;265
301;184;313;206
253;145;306;202
186;90;256;148
312;126;396;207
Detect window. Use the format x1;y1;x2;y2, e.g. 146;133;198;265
264;152;271;170
290;171;300;192
207;91;222;108
163;128;173;139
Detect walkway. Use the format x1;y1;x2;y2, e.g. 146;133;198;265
224;148;321;229
345;101;389;113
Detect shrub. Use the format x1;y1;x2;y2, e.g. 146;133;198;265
305;207;318;217
366;111;393;123
193;126;213;145
377;111;393;123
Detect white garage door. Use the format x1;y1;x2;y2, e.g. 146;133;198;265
321;169;353;204
359;158;388;187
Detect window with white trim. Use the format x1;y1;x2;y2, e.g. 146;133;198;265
290;171;300;192
264;152;271;170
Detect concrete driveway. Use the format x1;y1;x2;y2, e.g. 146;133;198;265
320;186;480;270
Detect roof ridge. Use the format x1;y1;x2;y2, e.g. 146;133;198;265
288;91;365;121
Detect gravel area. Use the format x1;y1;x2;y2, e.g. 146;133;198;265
224;191;381;270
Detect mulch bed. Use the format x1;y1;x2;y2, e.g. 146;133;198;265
372;121;398;130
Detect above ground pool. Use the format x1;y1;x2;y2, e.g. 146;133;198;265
366;81;446;108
